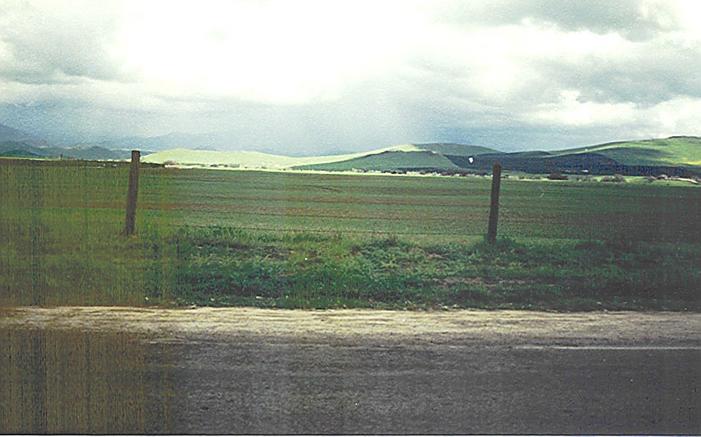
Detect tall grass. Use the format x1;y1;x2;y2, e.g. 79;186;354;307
0;161;177;305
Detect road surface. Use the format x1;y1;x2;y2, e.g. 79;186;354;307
1;307;699;434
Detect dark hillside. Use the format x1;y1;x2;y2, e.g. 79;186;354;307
447;152;701;177
414;143;498;156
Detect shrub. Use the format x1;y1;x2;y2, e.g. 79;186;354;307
601;174;626;183
547;172;568;180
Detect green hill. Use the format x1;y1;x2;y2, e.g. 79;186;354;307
141;137;700;177
554;136;701;167
0;148;41;158
413;143;498;156
442;137;700;177
295;150;460;171
0;141;135;161
142;144;422;168
143;143;489;170
295;137;699;174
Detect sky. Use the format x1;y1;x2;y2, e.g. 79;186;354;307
0;0;700;153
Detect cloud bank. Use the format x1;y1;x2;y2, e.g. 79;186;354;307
0;0;699;151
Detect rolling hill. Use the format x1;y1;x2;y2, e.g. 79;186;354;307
142;144;425;168
143;143;498;170
411;143;498;156
3;123;699;178
0;148;42;158
0;122;152;160
296;138;700;176
551;136;701;167
0;140;140;160
140;137;701;177
296;150;461;171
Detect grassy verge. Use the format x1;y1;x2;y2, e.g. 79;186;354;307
160;227;700;311
2;221;698;311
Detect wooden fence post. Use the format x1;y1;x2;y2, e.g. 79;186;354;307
124;150;140;236
486;162;502;244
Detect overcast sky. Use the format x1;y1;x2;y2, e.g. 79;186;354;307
1;0;700;152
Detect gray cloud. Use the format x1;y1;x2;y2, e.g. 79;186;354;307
0;1;125;83
0;0;699;152
529;40;701;105
439;0;678;40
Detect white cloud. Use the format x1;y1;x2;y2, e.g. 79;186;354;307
113;0;425;104
638;97;701;136
0;0;700;149
527;90;637;126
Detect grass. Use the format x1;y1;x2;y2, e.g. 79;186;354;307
558;136;701;166
167;228;700;310
1;158;699;310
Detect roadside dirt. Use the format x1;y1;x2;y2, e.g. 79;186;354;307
1;306;699;346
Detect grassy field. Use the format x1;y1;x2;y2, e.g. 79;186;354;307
1;159;699;309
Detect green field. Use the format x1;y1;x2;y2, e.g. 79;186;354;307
1;159;699;309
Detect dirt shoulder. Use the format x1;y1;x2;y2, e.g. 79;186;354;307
1;306;699;347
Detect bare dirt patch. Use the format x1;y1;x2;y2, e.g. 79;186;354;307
1;306;698;347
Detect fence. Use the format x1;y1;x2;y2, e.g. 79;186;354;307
121;150;504;243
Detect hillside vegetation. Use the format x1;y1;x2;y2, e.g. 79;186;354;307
141;137;701;177
554;136;701;166
296;150;460;171
142;144;421;168
4;127;699;178
410;143;498;156
0;141;135;160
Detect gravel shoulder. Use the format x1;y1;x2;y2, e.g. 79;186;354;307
1;306;699;346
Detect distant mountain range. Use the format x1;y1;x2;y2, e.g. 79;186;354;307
0;141;141;160
0;123;49;147
0;123;147;160
2;121;699;177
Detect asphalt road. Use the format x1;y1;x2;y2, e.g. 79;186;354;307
149;339;699;434
1;308;699;434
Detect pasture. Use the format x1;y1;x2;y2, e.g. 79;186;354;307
1;159;699;309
